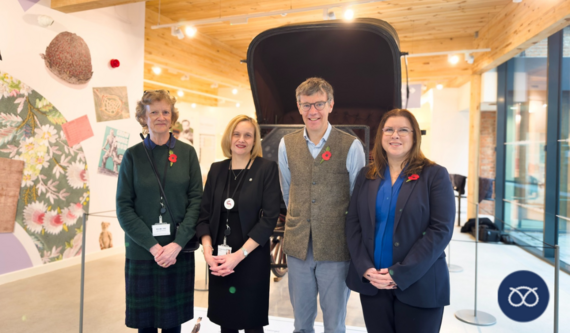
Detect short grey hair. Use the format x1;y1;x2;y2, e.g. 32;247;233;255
296;77;334;102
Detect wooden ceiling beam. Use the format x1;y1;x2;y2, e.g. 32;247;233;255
473;0;570;73
51;0;144;13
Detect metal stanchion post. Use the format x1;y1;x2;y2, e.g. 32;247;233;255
79;213;87;333
447;241;463;273
455;203;496;326
554;245;559;333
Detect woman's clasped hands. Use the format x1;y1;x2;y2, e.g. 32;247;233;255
150;243;182;268
364;268;398;290
204;246;244;277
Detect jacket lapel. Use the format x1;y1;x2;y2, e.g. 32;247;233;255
368;177;381;229
237;157;258;211
393;173;420;231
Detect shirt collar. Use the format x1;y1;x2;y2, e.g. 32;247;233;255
303;123;332;146
144;133;176;150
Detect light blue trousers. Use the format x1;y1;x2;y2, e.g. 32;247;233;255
287;239;350;333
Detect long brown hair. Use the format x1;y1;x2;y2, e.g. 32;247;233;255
366;109;433;179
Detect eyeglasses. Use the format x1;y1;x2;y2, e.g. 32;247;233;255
299;101;328;112
382;128;413;137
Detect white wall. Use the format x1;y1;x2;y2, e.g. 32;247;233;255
422;84;470;177
0;0;145;274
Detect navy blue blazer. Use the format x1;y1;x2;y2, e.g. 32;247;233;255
345;163;455;308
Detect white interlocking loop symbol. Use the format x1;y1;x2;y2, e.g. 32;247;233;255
508;286;539;307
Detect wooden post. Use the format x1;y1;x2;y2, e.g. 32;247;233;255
467;74;482;220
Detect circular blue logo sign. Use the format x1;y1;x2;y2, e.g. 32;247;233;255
498;270;549;322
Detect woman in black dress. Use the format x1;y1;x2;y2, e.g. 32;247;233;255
196;115;280;333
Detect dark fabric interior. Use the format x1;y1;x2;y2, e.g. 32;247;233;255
250;25;401;145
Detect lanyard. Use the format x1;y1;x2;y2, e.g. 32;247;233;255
147;135;172;217
223;158;252;245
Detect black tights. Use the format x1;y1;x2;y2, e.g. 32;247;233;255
138;326;181;333
221;327;264;333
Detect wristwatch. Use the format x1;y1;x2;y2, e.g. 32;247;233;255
241;247;248;258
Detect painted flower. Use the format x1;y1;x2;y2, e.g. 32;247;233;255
406;174;420;182
21;137;36;153
62;203;83;226
43;211;64;235
18;83;32;96
23;201;48;234
35;124;58;145
66;162;88;189
33;152;50;171
21;170;34;187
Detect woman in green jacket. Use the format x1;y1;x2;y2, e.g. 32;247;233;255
116;90;203;333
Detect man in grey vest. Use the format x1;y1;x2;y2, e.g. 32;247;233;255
278;77;366;333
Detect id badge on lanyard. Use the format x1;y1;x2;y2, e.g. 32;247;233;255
152;214;171;236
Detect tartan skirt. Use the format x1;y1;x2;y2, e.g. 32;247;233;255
125;252;195;329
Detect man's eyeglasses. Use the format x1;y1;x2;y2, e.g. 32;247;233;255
382;128;413;137
299;101;328;112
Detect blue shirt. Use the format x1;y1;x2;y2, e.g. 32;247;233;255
278;123;366;208
374;166;405;269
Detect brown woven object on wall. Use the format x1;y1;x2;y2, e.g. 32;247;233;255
41;32;93;84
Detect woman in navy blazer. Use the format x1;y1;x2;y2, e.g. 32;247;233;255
345;109;455;333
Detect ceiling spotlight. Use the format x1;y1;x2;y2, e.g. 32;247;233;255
185;26;197;38
232;88;238;95
328;11;336;20
513;0;522;3
191;103;196;108
236;103;241;108
177;90;184;97
181;74;189;81
448;54;460;65
343;9;354;20
543;104;547;108
211;83;219;88
171;26;185;40
436;84;444;90
281;13;287;17
465;53;474;64
152;66;162;75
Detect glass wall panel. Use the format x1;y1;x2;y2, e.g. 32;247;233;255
559;26;570;266
503;39;548;243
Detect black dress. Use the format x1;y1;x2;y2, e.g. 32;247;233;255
207;170;271;329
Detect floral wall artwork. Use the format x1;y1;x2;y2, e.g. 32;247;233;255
0;71;90;273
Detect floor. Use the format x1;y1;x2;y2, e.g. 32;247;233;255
1;213;569;333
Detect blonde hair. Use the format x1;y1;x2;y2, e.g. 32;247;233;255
135;90;179;135
366;109;433;180
221;115;263;159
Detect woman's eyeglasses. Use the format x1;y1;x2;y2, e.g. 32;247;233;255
382;128;413;137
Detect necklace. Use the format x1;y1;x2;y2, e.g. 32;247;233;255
231;168;245;180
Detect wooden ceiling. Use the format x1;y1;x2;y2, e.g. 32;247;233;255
52;0;570;106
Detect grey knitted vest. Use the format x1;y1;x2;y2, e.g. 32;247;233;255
283;126;355;261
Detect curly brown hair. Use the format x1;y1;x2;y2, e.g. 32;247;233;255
135;90;179;135
366;109;433;180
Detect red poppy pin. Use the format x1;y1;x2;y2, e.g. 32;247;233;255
320;147;331;164
406;174;420;182
168;150;177;166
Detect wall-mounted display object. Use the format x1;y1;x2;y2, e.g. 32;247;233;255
0;158;24;233
37;15;54;28
41;32;93;85
61;115;94;147
98;126;128;177
109;59;120;68
0;71;90;268
99;222;113;250
92;86;130;122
